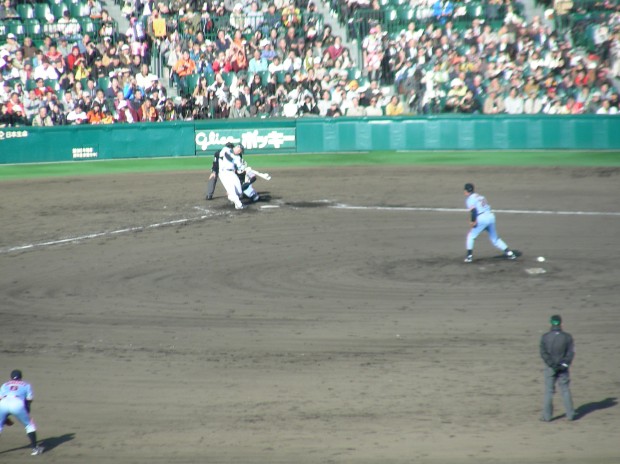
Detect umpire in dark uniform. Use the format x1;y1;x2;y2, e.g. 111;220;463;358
539;315;576;421
205;148;219;200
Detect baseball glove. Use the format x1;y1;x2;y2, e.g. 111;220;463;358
4;416;14;426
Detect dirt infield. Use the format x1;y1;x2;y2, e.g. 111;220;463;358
1;165;619;464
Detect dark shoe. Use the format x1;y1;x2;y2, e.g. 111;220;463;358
206;195;213;200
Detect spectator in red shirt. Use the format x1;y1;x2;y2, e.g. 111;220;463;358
33;78;53;98
564;96;584;114
6;92;25;115
227;44;248;72
326;36;345;62
66;46;85;72
212;51;232;74
116;99;139;123
45;43;64;68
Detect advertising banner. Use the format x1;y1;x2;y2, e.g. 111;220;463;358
194;128;296;154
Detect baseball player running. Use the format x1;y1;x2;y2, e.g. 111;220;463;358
217;143;247;210
463;183;517;263
0;370;44;456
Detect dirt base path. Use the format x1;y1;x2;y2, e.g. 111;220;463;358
1;166;619;463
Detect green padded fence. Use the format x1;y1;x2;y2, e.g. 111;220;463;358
294;116;620;152
1;116;619;164
0;122;195;164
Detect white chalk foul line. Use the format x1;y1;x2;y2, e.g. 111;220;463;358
329;204;620;217
3;202;619;255
0;206;233;255
1;216;208;254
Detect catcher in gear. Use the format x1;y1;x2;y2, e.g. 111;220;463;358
236;150;260;203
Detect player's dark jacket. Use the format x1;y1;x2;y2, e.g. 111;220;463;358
211;149;219;173
540;327;575;369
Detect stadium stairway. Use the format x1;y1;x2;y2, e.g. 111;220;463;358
316;0;362;68
105;0;130;40
103;1;176;96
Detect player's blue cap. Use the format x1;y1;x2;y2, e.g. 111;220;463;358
550;315;562;326
464;183;474;193
10;369;22;380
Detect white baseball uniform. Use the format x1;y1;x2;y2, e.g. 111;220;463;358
465;192;508;252
217;146;245;209
0;379;37;433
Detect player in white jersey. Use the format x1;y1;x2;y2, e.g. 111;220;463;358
207;143;261;204
463;183;517;263
0;370;44;456
217;143;247;210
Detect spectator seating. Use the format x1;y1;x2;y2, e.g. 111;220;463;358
3;0;619;126
346;1;514;41
17;3;35;20
565;0;618;53
1;0;119;47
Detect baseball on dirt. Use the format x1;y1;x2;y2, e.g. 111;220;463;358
537;256;546;262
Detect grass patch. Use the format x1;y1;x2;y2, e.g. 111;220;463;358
1;151;619;181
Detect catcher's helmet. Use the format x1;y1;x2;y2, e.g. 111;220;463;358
10;369;22;380
464;183;474;193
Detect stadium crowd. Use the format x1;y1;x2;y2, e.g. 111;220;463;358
1;0;619;127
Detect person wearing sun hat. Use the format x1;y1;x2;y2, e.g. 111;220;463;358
2;32;20;55
540;315;576;422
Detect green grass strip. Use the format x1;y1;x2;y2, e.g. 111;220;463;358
1;151;619;181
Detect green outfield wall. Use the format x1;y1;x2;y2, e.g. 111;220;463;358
1;116;619;164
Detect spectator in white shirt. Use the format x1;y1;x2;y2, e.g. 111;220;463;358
268;56;285;74
33;60;59;81
504;87;524;114
365;96;383;116
523;91;544;114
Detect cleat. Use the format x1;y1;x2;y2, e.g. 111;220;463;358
206;195;213;200
31;446;44;456
251;194;260;203
464;255;473;263
505;250;517;260
235;204;244;210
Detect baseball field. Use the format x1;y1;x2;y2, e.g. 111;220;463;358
1;151;619;463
